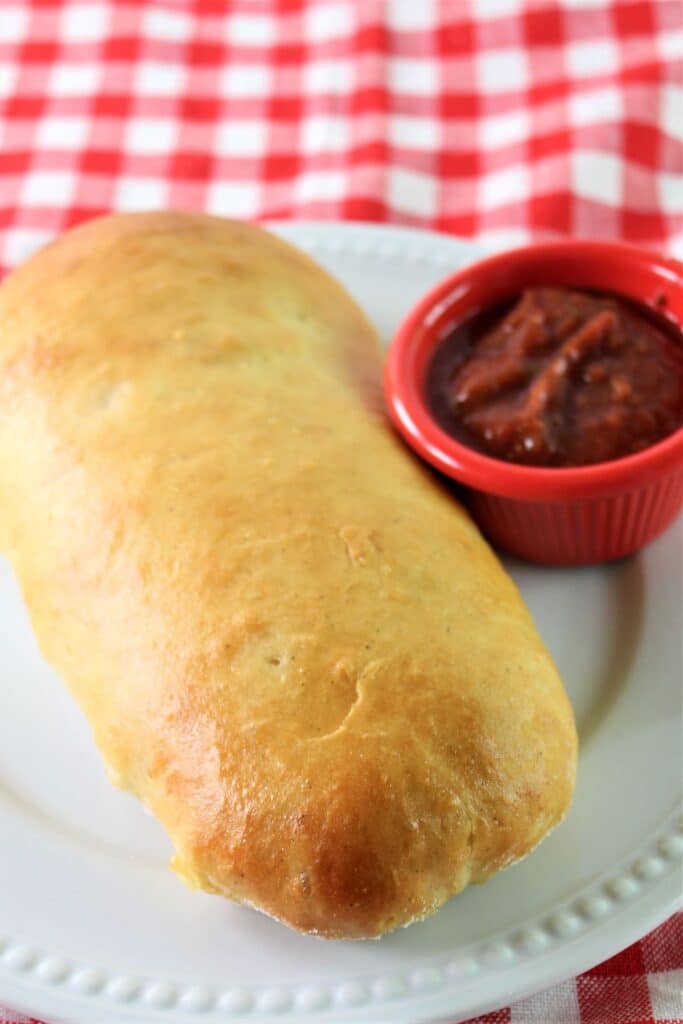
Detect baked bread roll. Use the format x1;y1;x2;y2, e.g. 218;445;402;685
0;213;577;938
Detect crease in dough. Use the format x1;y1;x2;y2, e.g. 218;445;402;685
310;659;379;743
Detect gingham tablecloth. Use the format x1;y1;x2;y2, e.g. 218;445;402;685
0;1;681;1022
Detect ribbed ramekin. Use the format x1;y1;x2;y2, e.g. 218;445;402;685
384;240;683;565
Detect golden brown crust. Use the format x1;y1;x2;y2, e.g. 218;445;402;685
0;212;577;937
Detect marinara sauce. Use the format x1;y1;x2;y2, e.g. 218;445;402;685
425;287;683;467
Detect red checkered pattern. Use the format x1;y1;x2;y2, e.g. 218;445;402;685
0;0;681;277
0;1;681;1022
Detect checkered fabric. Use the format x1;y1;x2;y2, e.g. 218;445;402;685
0;1;681;1022
0;0;681;276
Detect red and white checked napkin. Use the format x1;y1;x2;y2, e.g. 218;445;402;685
0;1;681;1022
0;0;681;272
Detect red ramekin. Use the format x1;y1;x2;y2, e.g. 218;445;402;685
384;240;683;565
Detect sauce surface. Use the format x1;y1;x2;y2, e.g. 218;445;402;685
426;287;683;467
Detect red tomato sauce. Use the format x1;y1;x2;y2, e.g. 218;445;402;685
425;288;683;467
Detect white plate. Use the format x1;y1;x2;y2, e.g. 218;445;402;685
1;222;681;1024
